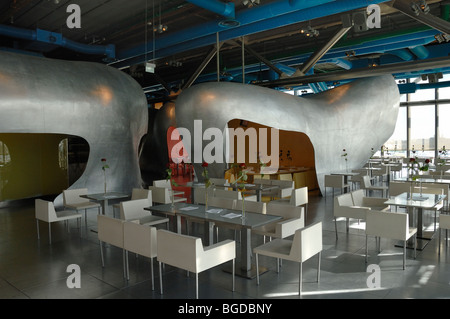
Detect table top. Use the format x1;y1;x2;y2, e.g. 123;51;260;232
331;171;360;176
384;192;446;209
80;192;129;201
395;177;450;184
146;202;282;229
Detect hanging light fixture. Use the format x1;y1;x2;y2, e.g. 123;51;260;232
153;1;168;33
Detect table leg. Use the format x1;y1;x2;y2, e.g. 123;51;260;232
203;220;215;246
102;199;108;215
176;215;182;234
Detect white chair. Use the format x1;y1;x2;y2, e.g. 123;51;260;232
157;229;236;299
214;188;257;201
324;175;350;198
113;188;152;218
153;179;185;197
63;188;101;229
148;185;187;205
438;213;450;255
210;178;229;188
254;221;322;297
351;189;390;211
361;175;389;197
272;187;308;218
333;192;369;238
120;198;169;227
252;202;305;242
97;215;126;278
193;186;215;205
123;221;158;290
35;199;82;244
236;199;266;214
365;210;417;270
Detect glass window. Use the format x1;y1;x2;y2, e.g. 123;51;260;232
410;104;435;158
438;104;450;157
384;106;407;157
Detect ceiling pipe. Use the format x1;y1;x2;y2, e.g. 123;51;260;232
111;0;390;68
258;55;450;88
409;45;430;59
391;0;450;34
0;24;115;59
186;0;235;19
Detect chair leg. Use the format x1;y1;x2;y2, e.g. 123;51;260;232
48;223;52;244
403;240;406;270
299;261;303;297
125;250;130;280
195;273;199;299
365;235;368;263
159;261;163;295
100;240;105;267
232;259;235;292
36;219;40;240
255;253;260;285
334;217;338;239
150;257;155;291
439;228;441;255
317;252;321;283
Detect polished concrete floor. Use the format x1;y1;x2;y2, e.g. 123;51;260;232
1;180;450;300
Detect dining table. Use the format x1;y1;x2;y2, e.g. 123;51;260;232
80;191;129;216
384;192;446;250
145;202;282;279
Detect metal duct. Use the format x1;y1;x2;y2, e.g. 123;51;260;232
111;0;390;68
0;24;115;59
186;0;235;18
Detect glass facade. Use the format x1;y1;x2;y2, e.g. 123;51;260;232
383;75;450;162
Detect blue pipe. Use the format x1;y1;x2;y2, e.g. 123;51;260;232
113;0;390;68
388;49;414;61
186;0;235;19
0;24;115;59
398;80;450;94
409;45;429;59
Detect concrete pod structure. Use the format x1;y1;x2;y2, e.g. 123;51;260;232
174;75;400;194
0;51;148;207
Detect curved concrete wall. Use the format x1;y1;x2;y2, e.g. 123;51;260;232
175;75;400;194
0;51;148;207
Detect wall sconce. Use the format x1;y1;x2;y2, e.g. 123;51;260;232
300;26;319;37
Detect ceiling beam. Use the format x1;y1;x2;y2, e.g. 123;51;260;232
257;55;450;87
391;0;450;34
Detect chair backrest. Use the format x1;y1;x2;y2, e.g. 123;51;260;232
278;173;293;181
365;210;409;241
131;188;152;203
324;175;344;188
35;199;57;223
362;175;372;188
208;197;236;210
389;181;410;197
157;229;201;273
291;187;308;206
290;221;323;262
120;198;151;220
236;200;266;214
210;178;229;186
271;179;294;189
267;202;303;219
123;221;157;258
333;193;354;217
153;179;172;189
351;189;365;207
253;178;272;185
148;185;170;203
413;186;444;195
214;188;241;200
194;187;215;204
97;215;125;248
63;188;90;205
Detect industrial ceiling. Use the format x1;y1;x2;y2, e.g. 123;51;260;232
1;0;450;103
